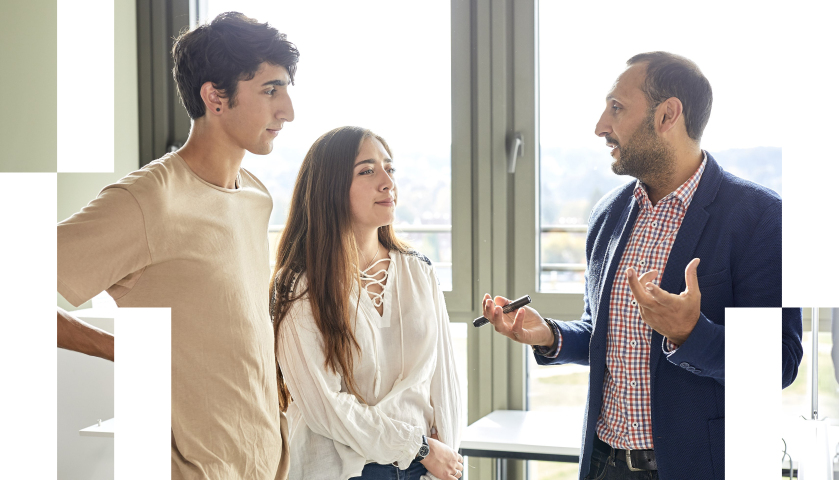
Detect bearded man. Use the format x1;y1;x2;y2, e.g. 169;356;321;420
481;52;802;480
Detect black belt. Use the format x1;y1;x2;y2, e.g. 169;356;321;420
593;435;658;472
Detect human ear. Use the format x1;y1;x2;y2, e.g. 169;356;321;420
200;82;224;115
658;97;683;135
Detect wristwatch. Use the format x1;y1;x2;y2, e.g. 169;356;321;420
415;435;430;460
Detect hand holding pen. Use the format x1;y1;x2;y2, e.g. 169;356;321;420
479;293;555;347
473;295;532;327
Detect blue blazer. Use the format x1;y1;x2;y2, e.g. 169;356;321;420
535;154;803;480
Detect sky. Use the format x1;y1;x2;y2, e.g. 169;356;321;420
206;0;452;157
208;0;786;154
538;0;785;152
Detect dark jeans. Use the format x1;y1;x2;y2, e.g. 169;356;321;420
349;460;428;480
585;441;659;480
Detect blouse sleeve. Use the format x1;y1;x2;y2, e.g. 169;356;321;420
277;298;423;468
428;265;463;451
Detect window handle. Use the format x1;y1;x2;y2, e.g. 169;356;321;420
507;132;523;174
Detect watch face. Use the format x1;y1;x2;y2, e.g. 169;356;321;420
419;444;430;458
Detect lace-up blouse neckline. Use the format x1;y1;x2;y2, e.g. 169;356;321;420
359;253;393;314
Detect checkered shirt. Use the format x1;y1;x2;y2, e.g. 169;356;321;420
594;153;707;450
532;154;709;449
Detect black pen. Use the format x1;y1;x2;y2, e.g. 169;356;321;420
473;295;532;327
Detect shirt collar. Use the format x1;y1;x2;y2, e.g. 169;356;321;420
632;150;708;210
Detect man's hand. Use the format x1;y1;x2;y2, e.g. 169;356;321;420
420;436;464;479
625;258;702;346
482;294;554;347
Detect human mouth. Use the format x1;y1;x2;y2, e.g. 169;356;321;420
267;125;283;137
605;141;619;157
375;198;395;207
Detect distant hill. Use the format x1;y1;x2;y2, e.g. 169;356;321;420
539;146;781;224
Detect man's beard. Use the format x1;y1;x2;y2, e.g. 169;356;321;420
609;112;675;187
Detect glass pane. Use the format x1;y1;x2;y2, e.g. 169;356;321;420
782;310;839;420
532;4;785;477
449;322;468;429
538;1;783;294
527;461;579;480
205;1;452;289
540;230;586;292
780;309;839;475
447;322;469;479
398;231;453;291
782;330;809;419
527;354;587;480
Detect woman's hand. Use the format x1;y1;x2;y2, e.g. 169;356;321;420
420;436;464;479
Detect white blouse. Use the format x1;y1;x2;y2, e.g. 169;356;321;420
276;250;463;480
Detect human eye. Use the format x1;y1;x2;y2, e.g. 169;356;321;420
611;102;621;112
359;168;374;175
266;88;276;96
386;166;396;175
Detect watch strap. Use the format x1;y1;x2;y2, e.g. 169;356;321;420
415;434;430;460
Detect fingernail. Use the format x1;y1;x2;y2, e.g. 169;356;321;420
645;283;653;291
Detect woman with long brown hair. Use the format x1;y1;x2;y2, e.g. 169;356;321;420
270;126;463;480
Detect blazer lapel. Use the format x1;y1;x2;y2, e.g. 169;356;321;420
594;195;639;340
651;154;723;377
659;155;722;294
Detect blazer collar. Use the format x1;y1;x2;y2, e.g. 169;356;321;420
658;152;723;294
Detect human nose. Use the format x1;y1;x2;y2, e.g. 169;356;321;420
380;169;395;191
594;108;610;138
277;90;294;123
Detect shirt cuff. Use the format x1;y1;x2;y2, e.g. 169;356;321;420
532;318;562;359
662;337;679;354
395;430;424;470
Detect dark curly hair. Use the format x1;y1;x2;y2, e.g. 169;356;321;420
172;12;299;119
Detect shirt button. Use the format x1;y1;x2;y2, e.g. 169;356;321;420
630;340;637;347
651;221;658;227
632;422;639;428
630;380;637;387
639;260;646;266
631;300;637;306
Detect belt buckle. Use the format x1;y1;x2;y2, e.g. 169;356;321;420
625;450;644;472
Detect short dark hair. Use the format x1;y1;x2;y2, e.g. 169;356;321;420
172;12;299;119
627;51;712;143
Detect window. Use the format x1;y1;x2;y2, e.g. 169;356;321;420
536;1;783;295
783;308;839;419
204;0;456;290
149;2;792;479
781;308;837;475
523;2;787;478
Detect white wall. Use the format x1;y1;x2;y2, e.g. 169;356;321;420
56;0;140;311
0;0;57;171
57;316;115;480
56;0;139;477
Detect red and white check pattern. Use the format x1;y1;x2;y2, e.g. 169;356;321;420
594;154;707;450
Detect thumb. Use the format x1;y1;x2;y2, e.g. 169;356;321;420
684;258;700;294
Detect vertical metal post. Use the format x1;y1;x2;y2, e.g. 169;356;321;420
812;307;820;420
494;457;507;480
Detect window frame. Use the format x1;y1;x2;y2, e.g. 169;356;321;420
152;1;539;478
510;0;586;322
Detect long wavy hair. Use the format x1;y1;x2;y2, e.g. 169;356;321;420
270;126;410;411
